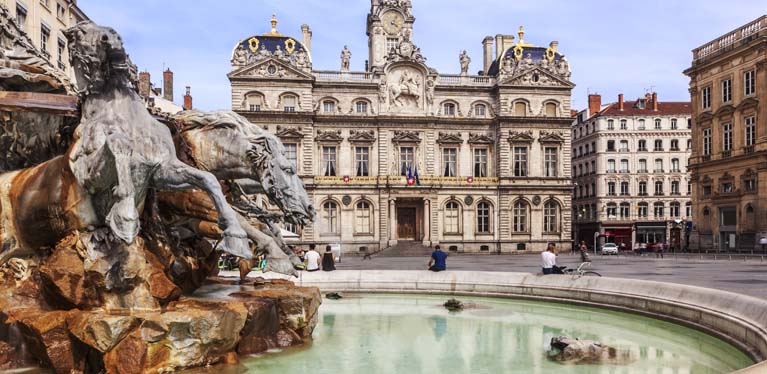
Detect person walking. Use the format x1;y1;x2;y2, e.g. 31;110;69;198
541;243;557;275
322;245;336;271
428;245;447;272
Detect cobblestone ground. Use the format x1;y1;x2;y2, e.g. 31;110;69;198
308;252;767;299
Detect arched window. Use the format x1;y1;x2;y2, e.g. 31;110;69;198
322;100;336;113
653;202;665;218
607;120;614;130
670;202;681;218
606;203;617;218
355;100;369;114
476;202;491;233
638;202;648;218
512;201;528;232
444;201;461;234
514;101;527;116
654;118;662;129
443;102;456;116
638;139;647;151
474;103;487;117
638;119;646;129
543;201;559;233
245;92;264;111
282;94;297;112
619;202;630;219
354;201;372;234
322;201;339;234
544;102;557;117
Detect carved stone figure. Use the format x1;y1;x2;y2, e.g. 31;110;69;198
273;45;286;60
294;47;309;69
340;45;351;71
459;50;471;75
256;43;271;60
389;70;421;109
232;45;247;66
378;79;388;103
425;76;435;105
549;337;635;365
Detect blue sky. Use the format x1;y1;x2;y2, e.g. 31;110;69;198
79;0;765;111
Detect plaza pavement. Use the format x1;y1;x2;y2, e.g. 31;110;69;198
229;252;767;299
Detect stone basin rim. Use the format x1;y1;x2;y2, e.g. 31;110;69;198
245;269;767;374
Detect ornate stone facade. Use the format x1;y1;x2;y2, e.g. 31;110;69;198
229;2;574;253
684;16;767;251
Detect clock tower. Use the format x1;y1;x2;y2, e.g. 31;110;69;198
366;0;414;72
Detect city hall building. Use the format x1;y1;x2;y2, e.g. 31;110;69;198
229;0;574;253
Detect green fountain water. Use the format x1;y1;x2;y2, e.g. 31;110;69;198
226;293;752;374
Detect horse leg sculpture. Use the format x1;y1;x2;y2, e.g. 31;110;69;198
152;160;252;259
234;214;298;277
104;133;140;244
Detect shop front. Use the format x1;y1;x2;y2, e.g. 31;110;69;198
635;222;667;247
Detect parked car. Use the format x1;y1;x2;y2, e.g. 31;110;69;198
600;243;619;255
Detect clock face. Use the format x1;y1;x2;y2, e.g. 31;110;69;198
382;11;404;35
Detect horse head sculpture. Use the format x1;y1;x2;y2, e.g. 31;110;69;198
63;22;133;95
173;110;315;226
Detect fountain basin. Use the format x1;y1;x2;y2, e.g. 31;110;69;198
250;270;767;373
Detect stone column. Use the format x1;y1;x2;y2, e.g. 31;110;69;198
388;198;397;246
423;198;431;246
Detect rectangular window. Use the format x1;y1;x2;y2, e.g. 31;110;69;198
671;181;680;195
671;119;678;129
355;146;369;177
722;182;733;193
722;79;732;103
702;86;711;109
638;159;647;172
620;120;627;130
355;203;371;234
476;204;490;233
57;38;65;64
283;96;296;112
745;70;756;96
322;146;337;176
654;119;662;129
56;1;66;20
745;179;756;192
607;182;616;196
474;104;486;117
703;128;711;156
606;140;615;152
607;120;614;130
283;143;297;168
473;148;488;177
654;204;664;218
356;101;368;113
620;182;629;196
638;119;646;130
544;147;557;177
323;101;335;113
703;185;712;196
249;104;261;111
746;116;756;147
654;139;663;151
386;37;398;53
654;159;663;172
723;123;733;151
16;3;27;30
40;24;50;54
620;159;628;172
607;159;615;173
638;204;648;218
655;181;664;195
513;147;527;177
442;148;457;177
619;140;628;152
639;182;647;196
399;146;414;176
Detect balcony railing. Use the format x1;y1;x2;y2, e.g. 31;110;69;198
314;71;374;81
438;74;495;86
721;150;732;158
744;145;755;154
693;15;767;64
314;175;499;186
637;169;648;173
654;169;664;173
702;155;711;162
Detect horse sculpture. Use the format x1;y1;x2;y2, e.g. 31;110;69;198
0;22;252;264
160;110;315;275
389;70;421;108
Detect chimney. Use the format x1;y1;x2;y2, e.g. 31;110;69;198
502;34;516;54
183;86;193;110
618;94;624;111
588;94;602;117
652;92;658;111
301;24;312;53
482;36;494;74
495;34;504;60
163;68;174;102
138;71;150;98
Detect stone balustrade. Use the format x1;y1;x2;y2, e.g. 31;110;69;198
693;15;767;64
313;175;499;186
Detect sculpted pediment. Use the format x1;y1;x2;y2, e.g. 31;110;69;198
275;126;304;140
468;133;494;145
539;130;565;144
392;130;421;143
228;59;313;80
316;129;343;143
508;130;534;143
437;132;463;144
501;67;572;88
349;129;376;143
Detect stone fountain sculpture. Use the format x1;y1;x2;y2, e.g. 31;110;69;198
0;19;320;373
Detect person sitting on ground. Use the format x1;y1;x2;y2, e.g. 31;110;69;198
322;245;336;271
542;243;557;275
428;245;447;272
304;245;321;272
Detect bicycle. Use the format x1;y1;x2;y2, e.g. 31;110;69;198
554;262;601;277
